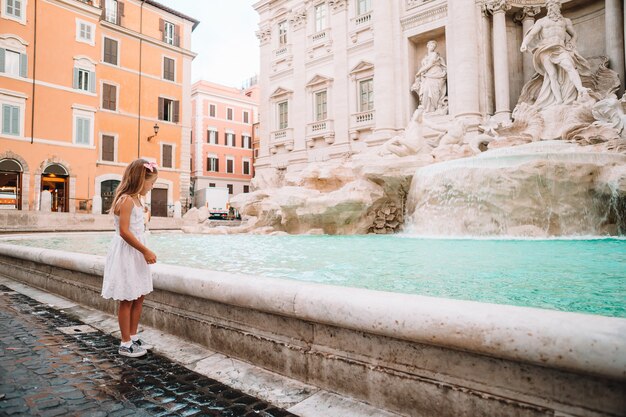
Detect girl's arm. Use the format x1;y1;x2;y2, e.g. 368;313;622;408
117;196;157;264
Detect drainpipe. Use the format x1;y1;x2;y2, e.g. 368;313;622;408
30;0;38;144
137;0;145;157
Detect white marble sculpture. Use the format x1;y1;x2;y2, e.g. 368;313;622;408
379;108;429;157
411;40;447;114
519;0;591;109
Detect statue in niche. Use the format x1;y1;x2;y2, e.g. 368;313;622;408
411;40;448;114
519;0;592;109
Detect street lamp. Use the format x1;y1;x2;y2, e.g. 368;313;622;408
147;123;160;141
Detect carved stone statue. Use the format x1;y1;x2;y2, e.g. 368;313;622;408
519;0;591;109
379;109;428;157
411;40;447;114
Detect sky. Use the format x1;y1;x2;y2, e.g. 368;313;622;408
157;0;260;89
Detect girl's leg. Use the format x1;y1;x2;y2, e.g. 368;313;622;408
129;295;145;336
118;300;133;342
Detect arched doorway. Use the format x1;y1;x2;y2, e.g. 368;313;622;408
101;180;120;214
42;164;69;212
0;159;23;210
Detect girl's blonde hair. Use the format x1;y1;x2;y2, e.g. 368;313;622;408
109;159;158;214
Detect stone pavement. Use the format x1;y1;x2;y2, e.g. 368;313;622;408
0;285;296;417
0;278;401;417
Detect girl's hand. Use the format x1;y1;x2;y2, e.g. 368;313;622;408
143;249;157;264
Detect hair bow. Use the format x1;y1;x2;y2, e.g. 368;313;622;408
144;161;158;172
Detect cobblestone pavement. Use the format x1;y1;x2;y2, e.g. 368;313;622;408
0;285;298;417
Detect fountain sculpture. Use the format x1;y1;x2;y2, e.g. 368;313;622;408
184;1;626;237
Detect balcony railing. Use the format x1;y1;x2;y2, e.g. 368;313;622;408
306;119;334;138
274;44;292;59
270;128;295;152
351;110;375;128
310;28;330;44
354;12;372;26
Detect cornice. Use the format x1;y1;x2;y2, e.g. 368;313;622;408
401;4;447;31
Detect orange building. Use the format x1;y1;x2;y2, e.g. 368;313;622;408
0;0;198;216
191;81;258;203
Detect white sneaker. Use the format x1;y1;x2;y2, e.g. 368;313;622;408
119;343;147;358
132;338;153;350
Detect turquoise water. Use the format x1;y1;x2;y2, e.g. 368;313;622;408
4;233;625;318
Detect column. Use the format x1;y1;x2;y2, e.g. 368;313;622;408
372;0;396;138
515;6;541;83
606;0;625;96
446;0;481;121
486;0;512;121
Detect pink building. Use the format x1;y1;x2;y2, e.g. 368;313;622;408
190;81;258;204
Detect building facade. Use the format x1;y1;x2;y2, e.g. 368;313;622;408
0;0;198;216
253;0;625;175
190;81;258;202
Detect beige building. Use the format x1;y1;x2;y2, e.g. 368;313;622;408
252;0;624;176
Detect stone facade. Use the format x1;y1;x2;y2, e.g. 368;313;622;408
253;0;624;177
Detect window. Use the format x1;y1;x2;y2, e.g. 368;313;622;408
357;0;371;15
104;0;118;24
101;135;115;161
162;144;173;168
243;160;250;175
103;37;118;65
75;117;91;145
359;78;374;111
76;21;95;45
4;0;22;19
227;184;233;194
314;4;327;32
278;21;287;45
3;50;20;76
163;21;176;45
163;57;175;81
242;135;251;149
226;108;233;120
208;129;217;144
278;101;288;129
207;156;219;172
1;104;19;135
209;104;216;117
226;158;234;174
226;133;235;147
102;83;117;111
315;90;327;121
209;183;215;187
158;98;179;123
74;68;95;92
243;185;250;193
243;111;249;124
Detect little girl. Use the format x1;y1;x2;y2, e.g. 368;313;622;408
101;159;158;357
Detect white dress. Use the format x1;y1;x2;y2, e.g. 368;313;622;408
101;202;153;301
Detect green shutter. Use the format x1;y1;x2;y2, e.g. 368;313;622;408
11;106;18;135
89;71;96;93
0;49;5;73
83;119;90;144
73;68;79;89
76;118;82;143
2;105;10;134
19;53;27;77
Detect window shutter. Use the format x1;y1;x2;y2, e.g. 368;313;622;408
89;71;96;93
173;100;180;123
163;145;172;168
10;107;19;135
0;48;5;73
73;68;79;89
102;84;109;109
100;2;106;20
84;119;91;144
174;25;180;47
102;135;114;161
116;1;124;24
75;118;82;143
19;53;27;77
109;85;117;110
216;158;219;172
158;97;164;120
159;19;165;41
113;39;118;64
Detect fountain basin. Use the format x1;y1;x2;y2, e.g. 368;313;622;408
0;236;624;417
